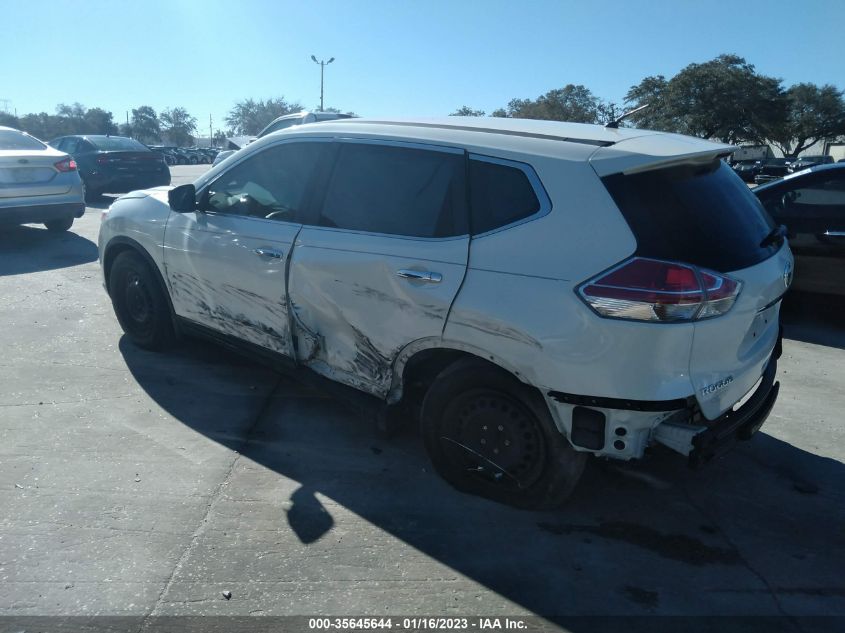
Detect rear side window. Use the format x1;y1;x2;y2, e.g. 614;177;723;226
469;157;542;234
0;129;46;151
759;171;845;220
319;143;467;238
602;160;778;272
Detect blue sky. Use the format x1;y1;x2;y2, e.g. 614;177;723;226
2;0;843;135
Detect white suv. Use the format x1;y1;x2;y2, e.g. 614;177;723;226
99;117;792;508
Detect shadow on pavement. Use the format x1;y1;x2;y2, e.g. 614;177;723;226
781;291;845;350
84;195;118;210
118;335;845;621
0;224;98;276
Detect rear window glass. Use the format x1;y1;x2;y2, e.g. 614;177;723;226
469;158;541;234
0;130;46;151
90;137;148;151
602;160;778;272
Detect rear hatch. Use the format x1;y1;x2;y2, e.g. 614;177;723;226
0;131;73;199
592;135;792;420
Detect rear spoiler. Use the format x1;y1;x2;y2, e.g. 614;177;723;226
589;133;735;177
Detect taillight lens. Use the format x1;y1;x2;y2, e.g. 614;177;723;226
578;257;741;322
54;158;77;172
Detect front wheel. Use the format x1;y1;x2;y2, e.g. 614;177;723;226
108;250;175;350
421;359;586;510
44;217;74;232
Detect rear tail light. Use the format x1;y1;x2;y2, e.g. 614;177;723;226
578;257;741;322
54;158;77;172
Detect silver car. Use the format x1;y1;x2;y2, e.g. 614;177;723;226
0;126;85;232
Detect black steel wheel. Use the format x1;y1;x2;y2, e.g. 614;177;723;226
421;359;586;509
108;250;175;350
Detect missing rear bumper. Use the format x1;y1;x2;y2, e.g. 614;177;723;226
688;356;779;468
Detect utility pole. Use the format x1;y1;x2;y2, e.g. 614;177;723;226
0;98;10;113
310;55;335;111
209;114;213;148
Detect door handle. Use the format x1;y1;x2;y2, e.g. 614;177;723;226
254;247;284;259
396;269;442;283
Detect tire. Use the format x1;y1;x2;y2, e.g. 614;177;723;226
44;217;74;232
421;358;586;510
84;185;102;203
108;250;175;351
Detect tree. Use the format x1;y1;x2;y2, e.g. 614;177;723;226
130;106;161;143
450;106;486;116
53;103;118;136
493;85;605;123
623;75;676;131
17;112;67;141
322;106;358;116
224;97;301;135
83;108;118;135
625;54;785;145
768;83;845;157
0;112;20;128
160;107;197;146
212;130;228;147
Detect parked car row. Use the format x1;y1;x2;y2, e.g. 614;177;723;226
150;146;219;166
732;155;835;184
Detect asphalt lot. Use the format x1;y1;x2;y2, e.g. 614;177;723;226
1;164;844;627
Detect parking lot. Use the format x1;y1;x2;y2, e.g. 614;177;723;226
1;164;844;626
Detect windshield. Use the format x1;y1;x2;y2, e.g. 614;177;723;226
0;129;47;150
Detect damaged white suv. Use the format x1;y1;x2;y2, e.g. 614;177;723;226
99;117;792;508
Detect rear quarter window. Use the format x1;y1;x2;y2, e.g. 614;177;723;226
469;157;542;234
602;160;778;272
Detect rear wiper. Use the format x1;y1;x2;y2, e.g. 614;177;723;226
760;225;787;248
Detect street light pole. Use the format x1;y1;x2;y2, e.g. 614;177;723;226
310;55;335;111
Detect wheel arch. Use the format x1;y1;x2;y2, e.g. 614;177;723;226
103;236;177;325
388;338;540;406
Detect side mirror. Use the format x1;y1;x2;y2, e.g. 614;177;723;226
168;184;196;212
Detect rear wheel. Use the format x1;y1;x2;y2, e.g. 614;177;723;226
44;217;74;232
108;250;175;350
421;359;586;509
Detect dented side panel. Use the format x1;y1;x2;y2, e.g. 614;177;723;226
163;212;301;356
288;227;469;397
